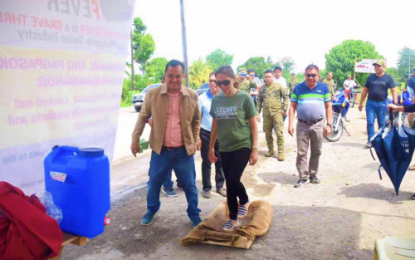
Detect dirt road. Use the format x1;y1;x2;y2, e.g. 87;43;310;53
62;107;415;260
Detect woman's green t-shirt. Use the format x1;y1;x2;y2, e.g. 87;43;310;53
209;90;258;152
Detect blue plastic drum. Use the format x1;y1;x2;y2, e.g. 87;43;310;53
44;146;110;238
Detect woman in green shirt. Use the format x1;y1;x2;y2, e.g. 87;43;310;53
208;65;259;231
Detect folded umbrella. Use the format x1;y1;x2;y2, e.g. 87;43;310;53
370;111;414;195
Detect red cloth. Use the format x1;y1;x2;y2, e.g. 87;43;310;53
0;181;63;260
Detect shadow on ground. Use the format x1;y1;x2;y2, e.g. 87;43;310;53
339;183;413;204
257;171;298;185
331;142;366;148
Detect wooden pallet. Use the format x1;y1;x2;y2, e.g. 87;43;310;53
48;232;88;260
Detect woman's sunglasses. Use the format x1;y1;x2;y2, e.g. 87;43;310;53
216;80;231;87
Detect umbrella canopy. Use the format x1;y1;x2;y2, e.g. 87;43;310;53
370;127;392;180
371;111;415;195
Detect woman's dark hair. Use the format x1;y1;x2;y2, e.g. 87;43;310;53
214;65;241;89
209;72;215;78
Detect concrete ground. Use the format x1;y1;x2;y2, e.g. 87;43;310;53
61;106;415;260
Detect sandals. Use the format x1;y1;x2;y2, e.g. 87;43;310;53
237;204;249;219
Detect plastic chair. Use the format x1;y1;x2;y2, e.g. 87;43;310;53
374;237;415;260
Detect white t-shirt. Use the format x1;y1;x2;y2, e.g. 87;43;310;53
274;77;288;89
343;80;357;90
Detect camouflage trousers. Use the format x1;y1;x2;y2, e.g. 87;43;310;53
263;112;284;155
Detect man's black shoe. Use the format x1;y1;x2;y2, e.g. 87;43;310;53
294;179;310;188
310;175;321;184
411;193;415;200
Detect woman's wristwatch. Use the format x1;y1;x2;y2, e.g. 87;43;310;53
252;145;258;149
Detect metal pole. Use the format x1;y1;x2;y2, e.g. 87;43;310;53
130;29;135;90
180;0;190;88
409;51;411;80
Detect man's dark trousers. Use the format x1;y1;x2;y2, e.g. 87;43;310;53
200;128;225;192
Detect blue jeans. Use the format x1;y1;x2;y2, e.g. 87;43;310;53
147;147;200;218
366;99;387;142
163;171;174;189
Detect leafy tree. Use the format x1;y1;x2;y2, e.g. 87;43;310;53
189;58;213;89
132;17;155;76
279;56;294;80
237;57;273;79
397;47;415;81
325;40;383;87
206;49;234;71
386;67;402;84
296;72;305;83
145;57;168;82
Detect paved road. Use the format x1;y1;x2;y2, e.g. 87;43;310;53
110;106;152;199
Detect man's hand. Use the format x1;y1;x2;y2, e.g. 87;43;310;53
281;110;287;117
131;143;140;157
147;118;153;127
196;139;201;151
358;104;363;112
288;124;295;137
256;114;261;122
324;125;332;137
249;149;258;165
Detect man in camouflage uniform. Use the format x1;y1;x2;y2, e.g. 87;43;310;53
239;68;257;94
288;73;298;98
257;70;289;161
323;72;336;99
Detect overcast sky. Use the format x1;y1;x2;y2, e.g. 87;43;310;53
134;0;414;72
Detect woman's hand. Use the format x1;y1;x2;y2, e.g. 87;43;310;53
249;149;258;165
388;104;404;113
208;148;217;163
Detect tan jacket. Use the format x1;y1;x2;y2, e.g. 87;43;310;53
131;84;201;156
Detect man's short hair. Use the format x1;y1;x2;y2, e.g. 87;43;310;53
304;64;319;73
291;73;296;76
165;59;186;74
247;69;256;74
274;66;282;72
265;70;274;74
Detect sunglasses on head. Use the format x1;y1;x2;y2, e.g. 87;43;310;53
306;74;317;78
216;80;231;87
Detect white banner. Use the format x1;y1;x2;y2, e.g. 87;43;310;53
0;0;136;195
354;59;378;74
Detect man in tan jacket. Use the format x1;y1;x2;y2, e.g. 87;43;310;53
131;60;202;227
